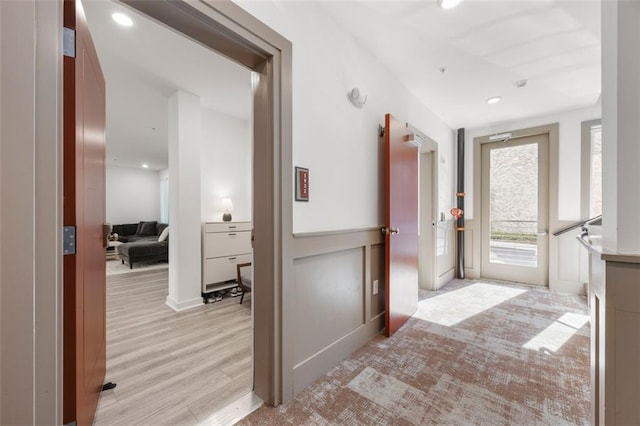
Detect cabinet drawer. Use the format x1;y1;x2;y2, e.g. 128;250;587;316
204;222;252;233
203;254;252;285
204;231;251;258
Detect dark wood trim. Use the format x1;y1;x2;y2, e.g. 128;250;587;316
62;1;76;421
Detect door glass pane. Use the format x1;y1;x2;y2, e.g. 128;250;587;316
489;143;538;267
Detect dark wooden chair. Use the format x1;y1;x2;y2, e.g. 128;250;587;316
236;262;252;304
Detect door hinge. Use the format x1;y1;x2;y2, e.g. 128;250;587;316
63;27;76;58
63;226;76;255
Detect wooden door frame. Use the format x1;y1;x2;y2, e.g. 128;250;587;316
472;123;559;287
0;1;65;423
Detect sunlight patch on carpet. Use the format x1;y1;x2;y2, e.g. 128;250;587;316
414;283;526;326
523;312;590;353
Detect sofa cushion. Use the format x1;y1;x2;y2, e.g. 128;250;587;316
156;223;169;236
136;221;157;236
113;223;138;238
122;235;158;243
117;241;168;257
158;226;169;242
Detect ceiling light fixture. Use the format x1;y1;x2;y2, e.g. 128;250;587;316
141;163;149;169
486;96;502;105
112;12;133;27
438;0;464;9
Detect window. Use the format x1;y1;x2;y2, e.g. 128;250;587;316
581;119;602;218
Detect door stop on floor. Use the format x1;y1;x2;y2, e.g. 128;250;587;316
102;382;117;391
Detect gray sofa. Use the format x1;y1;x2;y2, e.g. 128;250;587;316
111;221;169;269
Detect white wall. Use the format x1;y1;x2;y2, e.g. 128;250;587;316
159;168;169;223
200;108;252;223
106;165;161;224
601;1;640;254
465;104;601;221
167;90;202;311
235;1;455;233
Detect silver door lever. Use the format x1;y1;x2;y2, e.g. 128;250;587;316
381;227;400;235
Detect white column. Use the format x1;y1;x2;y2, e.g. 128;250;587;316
167;90;202;310
601;0;640;254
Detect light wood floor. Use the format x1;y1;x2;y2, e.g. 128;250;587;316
94;268;252;425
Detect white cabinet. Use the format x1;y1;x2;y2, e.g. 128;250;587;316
580;236;640;425
202;222;252;294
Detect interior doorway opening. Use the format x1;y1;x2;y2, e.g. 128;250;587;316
83;1;258;423
419;141;439;291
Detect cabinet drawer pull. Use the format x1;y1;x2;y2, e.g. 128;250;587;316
228;226;237;229
228;233;237;236
229;257;237;261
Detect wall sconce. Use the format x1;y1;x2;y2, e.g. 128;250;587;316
348;87;367;108
221;198;233;222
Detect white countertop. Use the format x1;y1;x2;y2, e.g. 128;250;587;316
577;235;640;264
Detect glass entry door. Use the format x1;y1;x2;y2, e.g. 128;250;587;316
481;134;549;286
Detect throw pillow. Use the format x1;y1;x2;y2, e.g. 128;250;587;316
137;221;157;236
158;226;169;242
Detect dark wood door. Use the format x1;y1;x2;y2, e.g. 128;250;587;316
63;0;107;424
384;113;419;337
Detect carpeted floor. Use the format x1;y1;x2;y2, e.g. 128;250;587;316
240;279;590;425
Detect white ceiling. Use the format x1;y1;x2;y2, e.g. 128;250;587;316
319;0;601;129
83;0;600;169
83;0;252;170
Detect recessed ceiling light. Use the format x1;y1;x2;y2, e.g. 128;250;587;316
141;164;149;169
438;0;464;9
112;12;133;27
486;96;502;105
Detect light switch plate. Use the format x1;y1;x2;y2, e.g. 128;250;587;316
372;280;379;295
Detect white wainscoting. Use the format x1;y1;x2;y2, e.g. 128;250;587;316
436;219;456;288
291;228;384;394
464;219;480;279
549;225;589;294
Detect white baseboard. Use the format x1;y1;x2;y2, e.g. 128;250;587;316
165;295;202;311
438;268;455;289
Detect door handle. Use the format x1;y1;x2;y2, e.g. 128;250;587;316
381;227;400;235
537;230;548;236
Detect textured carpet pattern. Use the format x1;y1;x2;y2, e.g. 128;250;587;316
240;279;590;425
